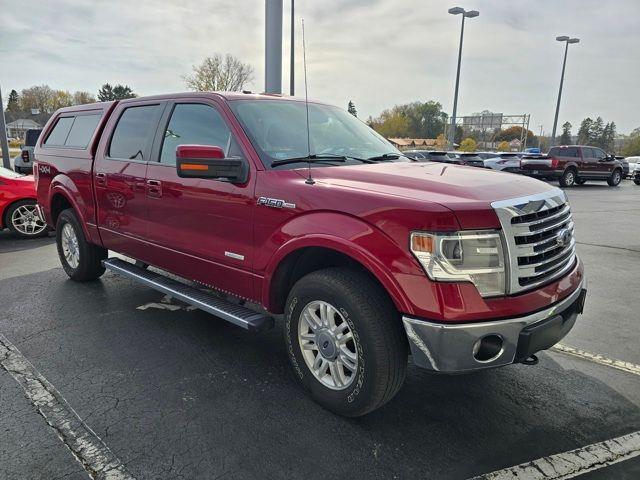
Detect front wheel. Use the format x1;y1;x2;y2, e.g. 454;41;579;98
575;178;587;185
5;200;48;238
284;267;407;417
634;178;640;186
607;169;622;186
56;209;107;281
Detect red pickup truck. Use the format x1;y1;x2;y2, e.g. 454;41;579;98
34;92;586;416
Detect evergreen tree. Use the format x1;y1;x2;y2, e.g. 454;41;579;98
6;89;19;113
98;83;136;101
559;122;572;145
591;117;604;146
576;118;593;145
347;100;357;117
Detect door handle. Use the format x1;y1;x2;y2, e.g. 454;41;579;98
95;172;107;186
146;179;162;198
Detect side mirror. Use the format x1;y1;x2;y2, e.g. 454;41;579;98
176;145;248;183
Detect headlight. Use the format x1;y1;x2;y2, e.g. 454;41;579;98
410;230;506;297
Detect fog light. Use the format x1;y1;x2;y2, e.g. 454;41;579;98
472;335;504;362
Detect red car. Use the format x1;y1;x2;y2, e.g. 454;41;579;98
0;167;47;238
35;93;586;416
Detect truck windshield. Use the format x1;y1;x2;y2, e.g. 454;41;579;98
229;99;408;168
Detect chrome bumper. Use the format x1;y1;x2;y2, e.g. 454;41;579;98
402;278;587;373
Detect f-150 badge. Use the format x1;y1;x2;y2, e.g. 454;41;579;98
257;197;296;209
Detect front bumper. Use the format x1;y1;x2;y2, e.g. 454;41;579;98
403;277;587;373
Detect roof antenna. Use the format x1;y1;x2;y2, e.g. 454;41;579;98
302;18;315;185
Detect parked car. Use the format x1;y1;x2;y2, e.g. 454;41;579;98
476;151;500;160
424;150;461;164
456;152;485;168
0;167;47;238
35;94;587;417
14;129;43;174
626;156;639;177
402;150;428;160
615;156;630;178
520;145;623;187
484;152;522;173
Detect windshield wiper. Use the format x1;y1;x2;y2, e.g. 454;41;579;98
271;154;347;167
367;153;401;161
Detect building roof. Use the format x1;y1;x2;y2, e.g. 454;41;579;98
6;119;41;128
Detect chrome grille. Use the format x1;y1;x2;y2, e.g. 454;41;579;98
492;189;577;294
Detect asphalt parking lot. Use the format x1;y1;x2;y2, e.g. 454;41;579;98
1;181;639;480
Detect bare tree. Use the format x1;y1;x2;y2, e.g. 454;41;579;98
183;54;254;92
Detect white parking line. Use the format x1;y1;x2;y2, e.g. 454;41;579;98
551;343;640;376
0;333;135;480
471;430;640;480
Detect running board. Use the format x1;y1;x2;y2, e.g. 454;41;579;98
103;258;273;332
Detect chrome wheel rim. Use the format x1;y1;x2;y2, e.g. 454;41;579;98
61;223;80;269
565;171;575;185
298;300;358;390
11;204;46;236
613;171;621;184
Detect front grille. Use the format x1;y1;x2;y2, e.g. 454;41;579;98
492;189;577;294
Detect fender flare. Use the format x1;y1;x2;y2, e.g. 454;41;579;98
261;215;417;314
48;177;91;239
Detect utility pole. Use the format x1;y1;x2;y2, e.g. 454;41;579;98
290;0;295;95
0;86;11;169
538;125;543;149
265;0;283;94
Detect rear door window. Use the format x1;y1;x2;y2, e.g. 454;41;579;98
109;105;161;160
550;147;578;157
65;114;102;148
25;130;42;146
44;117;74;146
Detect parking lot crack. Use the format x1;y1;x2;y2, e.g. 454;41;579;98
0;332;136;480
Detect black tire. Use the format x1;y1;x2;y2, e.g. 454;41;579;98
284;267;407;417
56;208;107;281
634;178;640;186
607;169;622;187
559;168;577;187
5;199;48;239
575;178;587;185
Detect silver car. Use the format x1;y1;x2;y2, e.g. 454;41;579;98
483;152;522;173
14;129;42;174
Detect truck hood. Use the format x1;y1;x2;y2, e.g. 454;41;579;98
303;161;559;229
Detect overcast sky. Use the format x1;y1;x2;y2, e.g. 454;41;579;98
1;0;638;134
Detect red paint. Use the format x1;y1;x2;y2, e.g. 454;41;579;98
0;172;38;230
35;92;584;323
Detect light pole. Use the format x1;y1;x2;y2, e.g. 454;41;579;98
290;0;295;95
265;0;283;94
550;36;579;147
447;7;479;149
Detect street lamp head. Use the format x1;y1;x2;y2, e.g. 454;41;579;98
448;7;465;15
556;36;570;42
464;10;480;18
568;38;580;44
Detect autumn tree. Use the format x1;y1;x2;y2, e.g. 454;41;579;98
73;91;96;105
183;54;254;92
497;141;510;152
459;138;477;152
493;126;536;144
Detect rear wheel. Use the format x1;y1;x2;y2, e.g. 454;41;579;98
607;169;622;187
634;178;640;186
5;200;48;238
559;168;577;187
56;209;107;281
284;267;407;417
